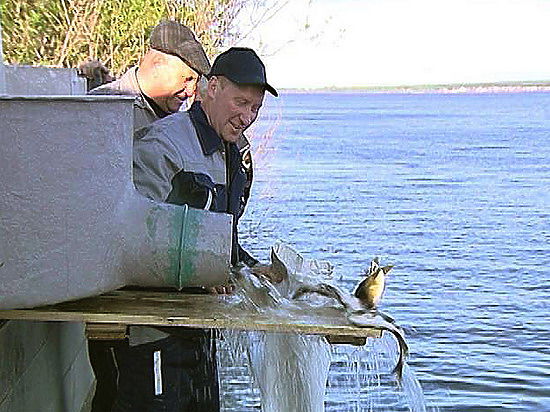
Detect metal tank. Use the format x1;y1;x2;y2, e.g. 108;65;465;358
0;95;232;309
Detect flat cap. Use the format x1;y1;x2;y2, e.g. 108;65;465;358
150;20;211;76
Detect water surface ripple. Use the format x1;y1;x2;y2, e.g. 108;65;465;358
235;92;550;411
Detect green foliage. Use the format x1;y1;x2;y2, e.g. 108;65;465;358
0;0;244;75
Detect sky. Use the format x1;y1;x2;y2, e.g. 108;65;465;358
236;0;550;89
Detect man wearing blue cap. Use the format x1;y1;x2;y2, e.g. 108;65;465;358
113;47;278;411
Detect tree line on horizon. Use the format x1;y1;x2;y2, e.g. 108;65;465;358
0;0;284;76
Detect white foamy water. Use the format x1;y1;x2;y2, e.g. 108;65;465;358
218;243;428;411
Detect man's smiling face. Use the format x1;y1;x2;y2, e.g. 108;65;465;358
155;53;199;113
205;76;265;143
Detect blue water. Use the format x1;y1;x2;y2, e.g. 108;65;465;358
237;92;550;411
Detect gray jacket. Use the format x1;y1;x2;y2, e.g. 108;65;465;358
130;101;256;345
134;102;255;267
89;66;159;131
133;110;226;204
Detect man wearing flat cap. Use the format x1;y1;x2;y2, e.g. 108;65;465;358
87;20;212;412
119;47;277;411
90;20;210;130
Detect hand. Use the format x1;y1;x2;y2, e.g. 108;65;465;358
78;59;114;89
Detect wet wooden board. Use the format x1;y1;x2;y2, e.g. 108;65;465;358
0;289;382;339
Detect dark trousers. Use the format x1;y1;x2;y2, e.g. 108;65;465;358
89;340;121;411
89;332;219;412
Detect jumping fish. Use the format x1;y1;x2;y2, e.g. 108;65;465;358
269;247;289;283
230;247;289;309
292;258;407;381
354;257;394;309
248;247;289;284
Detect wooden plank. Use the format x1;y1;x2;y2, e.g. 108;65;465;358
85;323;127;340
0;289;382;339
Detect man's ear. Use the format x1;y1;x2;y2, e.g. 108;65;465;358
207;76;218;99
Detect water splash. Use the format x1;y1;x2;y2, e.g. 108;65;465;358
326;337;431;412
218;242;431;411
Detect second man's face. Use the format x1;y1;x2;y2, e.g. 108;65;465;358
156;55;200;114
207;76;265;143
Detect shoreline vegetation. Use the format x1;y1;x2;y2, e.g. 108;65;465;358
0;0;261;76
282;80;550;94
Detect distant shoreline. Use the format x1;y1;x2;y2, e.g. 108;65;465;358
281;81;550;94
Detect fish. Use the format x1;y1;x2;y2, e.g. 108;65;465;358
229;247;289;309
354;257;393;309
347;310;408;381
269;247;289;283
292;258;407;381
249;247;289;284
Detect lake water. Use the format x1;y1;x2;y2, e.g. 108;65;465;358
234;91;550;411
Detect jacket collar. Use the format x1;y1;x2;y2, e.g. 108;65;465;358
115;67;143;96
125;67;168;118
189;101;224;155
115;67;158;116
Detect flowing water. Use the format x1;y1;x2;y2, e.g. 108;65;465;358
219;245;419;412
223;91;550;411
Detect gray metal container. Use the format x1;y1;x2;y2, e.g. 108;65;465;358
0;96;232;309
